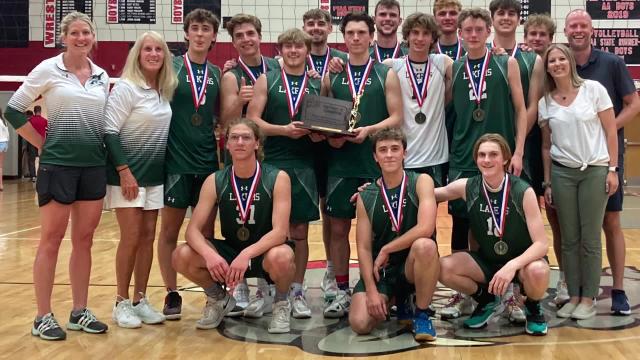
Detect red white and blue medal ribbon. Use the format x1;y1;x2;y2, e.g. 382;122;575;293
281;69;309;119
492;40;519;58
464;51;491;107
405;57;432;109
184;54;208;109
374;42;401;62
346;58;374;101
307;50;330;78
436;40;463;60
238;56;266;84
380;171;407;233
231;161;262;224
481;174;510;238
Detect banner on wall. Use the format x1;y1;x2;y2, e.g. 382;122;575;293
586;0;640;20
519;0;551;24
319;0;330;12
330;0;369;25
44;0;93;48
171;0;221;24
106;0;156;24
592;28;640;65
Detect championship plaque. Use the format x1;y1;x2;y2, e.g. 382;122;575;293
298;94;357;136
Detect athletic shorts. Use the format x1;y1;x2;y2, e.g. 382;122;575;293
406;163;447;188
353;263;407;298
164;173;210;209
0;141;7;152
468;251;548;285
325;176;374;219
281;166;319;223
606;156;624;212
36;164;106;207
104;184;164;210
312;142;329;198
207;238;295;279
447;168;479;218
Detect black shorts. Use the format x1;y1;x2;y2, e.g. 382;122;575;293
606;157;624;212
36;164;106;207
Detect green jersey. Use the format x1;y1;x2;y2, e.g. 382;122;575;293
262;70;321;168
450;54;515;171
513;50;537;104
166;55;221;175
328;62;390;178
229;56;281;88
466;174;533;263
307;48;348;75
215;163;280;251
360;171;421;266
369;41;409;62
434;41;467;60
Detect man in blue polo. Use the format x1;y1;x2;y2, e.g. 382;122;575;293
565;9;640;315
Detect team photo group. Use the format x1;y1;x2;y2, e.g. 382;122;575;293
4;0;639;343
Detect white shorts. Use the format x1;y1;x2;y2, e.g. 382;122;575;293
104;184;164;210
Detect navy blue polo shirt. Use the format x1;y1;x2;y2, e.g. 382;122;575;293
576;48;637;158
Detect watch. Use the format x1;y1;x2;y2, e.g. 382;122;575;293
542;181;551;189
608;166;619;173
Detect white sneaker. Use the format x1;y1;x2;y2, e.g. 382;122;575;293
196;295;236;329
321;271;338;301
291;291;312;319
323;289;351;318
268;300;292;334
244;284;274;318
112;299;142;328
440;292;475;320
503;294;526;323
133;295;166;324
554;280;570;307
227;281;250;317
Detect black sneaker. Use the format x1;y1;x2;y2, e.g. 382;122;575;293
163;291;182;320
32;313;67;341
67;308;108;334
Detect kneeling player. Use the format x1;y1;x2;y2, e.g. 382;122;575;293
172;118;295;333
436;134;549;335
349;129;439;341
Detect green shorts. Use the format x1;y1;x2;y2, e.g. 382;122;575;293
325;176;373;219
208;239;267;278
164;173;210;209
468;251;548;285
281;166;320;223
406;163;447;188
353;263;407;298
447;168;479;218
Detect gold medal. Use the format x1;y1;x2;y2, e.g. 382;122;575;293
494;240;509;255
415;112;426;124
473;108;485;122
237;226;250;241
191;113;202;126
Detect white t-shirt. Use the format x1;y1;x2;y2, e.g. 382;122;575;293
538;79;613;168
0;121;9;142
390;54;449;168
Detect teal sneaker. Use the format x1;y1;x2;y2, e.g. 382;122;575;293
463;296;503;329
525;301;547;336
413;311;436;341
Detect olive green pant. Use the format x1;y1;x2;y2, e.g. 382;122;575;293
552;164;608;298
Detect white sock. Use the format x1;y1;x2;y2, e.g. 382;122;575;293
326;260;334;274
559;271;565;281
291;282;303;295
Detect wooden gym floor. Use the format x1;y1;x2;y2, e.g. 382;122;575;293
1;179;640;359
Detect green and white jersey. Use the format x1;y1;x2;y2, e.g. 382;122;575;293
450;53;515;171
7;53;108;167
104;79;172;187
262;69;321;168
328;62;390;178
166;55;221;175
466;174;533;263
360;171;421;266
215;163;280;251
369;41;409;62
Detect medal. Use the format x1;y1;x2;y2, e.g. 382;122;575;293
237;226;250;242
184;54;209;126
281;69;309;120
238;56;267;84
472;108;485;122
191;113;202;126
231;161;261;241
373;42;401;62
405;57;432;121
464;51;491;122
380;171;407;233
307;50;331;78
481;174;511;256
436;40;463;60
494;240;509;255
346;58;374;130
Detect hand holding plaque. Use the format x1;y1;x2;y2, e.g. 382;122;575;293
298;94;357;136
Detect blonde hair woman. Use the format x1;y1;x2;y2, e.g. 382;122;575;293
103;31;177;328
5;11;109;341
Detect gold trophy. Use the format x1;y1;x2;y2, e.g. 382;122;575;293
348;94;362;132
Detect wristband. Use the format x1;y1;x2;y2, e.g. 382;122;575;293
117;166;129;173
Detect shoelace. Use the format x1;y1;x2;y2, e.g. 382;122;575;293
446;293;463;306
77;309;98;327
274;304;289;322
38;315;61;332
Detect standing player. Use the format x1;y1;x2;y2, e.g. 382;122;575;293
349;128;439;341
321;12;403;318
437;134;550;335
442;8;527;319
433;0;466;61
370;0;408;61
172;118;295;333
565;9;640;315
157;9;222;321
301;8;348;300
246;28;320;319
